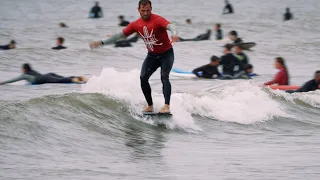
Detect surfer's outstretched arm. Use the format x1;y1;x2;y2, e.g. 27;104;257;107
90;32;126;49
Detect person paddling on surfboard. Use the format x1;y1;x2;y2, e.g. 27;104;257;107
0;63;87;85
286;71;320;93
264;57;290;86
90;0;179;114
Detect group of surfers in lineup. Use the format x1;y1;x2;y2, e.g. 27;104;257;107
0;0;317;114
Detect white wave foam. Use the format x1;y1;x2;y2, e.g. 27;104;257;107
82;68;291;127
82;68;200;132
273;89;320;108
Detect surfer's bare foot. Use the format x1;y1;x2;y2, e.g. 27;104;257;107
143;106;154;112
159;104;170;114
71;77;81;84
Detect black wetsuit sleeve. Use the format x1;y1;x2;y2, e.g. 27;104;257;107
192;65;207;78
296;80;315;92
0;45;9;50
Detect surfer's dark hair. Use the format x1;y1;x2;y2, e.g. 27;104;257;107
22;63;32;71
138;0;152;8
315;70;320;76
276;57;290;85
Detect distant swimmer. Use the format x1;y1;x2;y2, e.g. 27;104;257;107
219;44;238;76
118;15;130;27
90;0;179;114
264;57;290;85
192;55;221;79
186;18;192;24
179;29;211;42
287;71;320;93
223;0;234;14
0;64;87;85
228;31;243;44
233;44;249;73
284;8;293;21
52;37;67;50
58;22;68;28
0;40;16;50
89;1;103;18
214;23;223;40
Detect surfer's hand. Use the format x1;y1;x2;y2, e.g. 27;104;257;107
90;41;101;49
170;35;180;44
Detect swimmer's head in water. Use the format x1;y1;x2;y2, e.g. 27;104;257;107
315;70;320;83
22;63;32;73
228;30;238;41
57;37;64;45
9;40;16;49
286;8;290;12
138;0;152;20
186;19;191;24
118;15;124;21
234;45;242;54
210;55;220;66
245;64;253;73
59;22;67;28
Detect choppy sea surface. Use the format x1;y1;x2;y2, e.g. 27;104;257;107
1;0;320;179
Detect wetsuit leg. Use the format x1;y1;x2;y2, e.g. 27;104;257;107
159;49;174;105
46;73;64;78
140;54;161;106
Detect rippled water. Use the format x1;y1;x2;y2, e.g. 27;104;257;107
1;0;320;179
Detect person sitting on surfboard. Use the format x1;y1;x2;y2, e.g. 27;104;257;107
284;8;293;21
228;31;243;44
192;56;221;79
0;63;87;85
90;0;179;114
223;0;234;14
233;44;249;73
179;29;211;42
286;71;320;93
214;24;223;40
89;2;103;18
219;44;238;77
264;57;290;86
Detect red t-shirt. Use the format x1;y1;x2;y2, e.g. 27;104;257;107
122;14;172;54
264;67;289;85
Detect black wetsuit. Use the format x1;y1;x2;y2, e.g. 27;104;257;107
284;12;293;21
179;31;211;42
52;45;67;50
140;48;174;106
90;5;102;18
216;29;223;40
286;80;319;93
192;64;221;79
114;34;139;48
119;21;130;27
220;53;238;76
35;73;74;84
0;45;10;50
233;38;243;44
224;4;234;14
235;52;249;72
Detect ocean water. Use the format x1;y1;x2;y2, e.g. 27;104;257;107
1;0;320;179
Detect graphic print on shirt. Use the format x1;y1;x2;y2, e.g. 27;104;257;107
138;26;163;51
